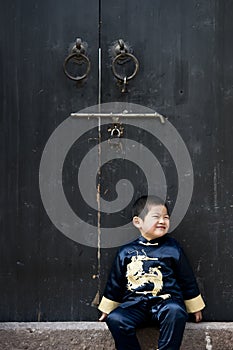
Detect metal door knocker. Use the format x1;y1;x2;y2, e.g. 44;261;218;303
111;39;139;93
63;38;91;82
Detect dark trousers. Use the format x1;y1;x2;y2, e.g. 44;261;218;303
106;298;188;350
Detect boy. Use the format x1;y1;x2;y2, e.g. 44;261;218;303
98;195;205;350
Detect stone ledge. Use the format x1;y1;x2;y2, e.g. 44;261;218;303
0;322;232;350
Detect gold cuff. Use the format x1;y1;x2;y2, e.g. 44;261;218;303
184;294;205;313
98;296;120;314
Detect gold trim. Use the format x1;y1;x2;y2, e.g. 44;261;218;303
98;296;120;314
184;294;205;313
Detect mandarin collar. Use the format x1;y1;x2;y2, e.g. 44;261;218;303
138;235;167;246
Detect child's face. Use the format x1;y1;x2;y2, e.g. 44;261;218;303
133;204;170;241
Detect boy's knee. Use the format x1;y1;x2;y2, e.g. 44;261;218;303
106;310;125;328
160;302;188;322
106;310;120;327
106;310;136;335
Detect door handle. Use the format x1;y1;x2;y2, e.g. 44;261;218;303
63;38;139;91
111;39;139;92
63;38;91;82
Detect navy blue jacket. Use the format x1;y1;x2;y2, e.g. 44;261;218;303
98;235;205;314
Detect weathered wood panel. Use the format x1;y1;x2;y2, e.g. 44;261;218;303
100;0;233;321
1;0;233;322
0;0;100;321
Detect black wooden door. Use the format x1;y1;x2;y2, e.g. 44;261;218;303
0;0;100;321
1;0;233;322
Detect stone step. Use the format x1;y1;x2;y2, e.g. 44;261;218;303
0;322;232;350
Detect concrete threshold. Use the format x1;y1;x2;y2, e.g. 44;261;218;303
0;322;232;350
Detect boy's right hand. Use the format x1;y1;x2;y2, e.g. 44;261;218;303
99;312;108;322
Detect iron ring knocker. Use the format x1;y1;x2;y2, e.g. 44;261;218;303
63;52;91;82
112;52;139;82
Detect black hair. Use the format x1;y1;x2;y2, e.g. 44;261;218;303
132;195;169;220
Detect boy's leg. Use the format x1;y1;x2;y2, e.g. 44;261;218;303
106;301;148;350
151;299;188;350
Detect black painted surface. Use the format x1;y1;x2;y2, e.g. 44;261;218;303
1;0;233;321
0;0;100;321
101;0;233;321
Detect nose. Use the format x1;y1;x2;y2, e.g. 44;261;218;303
158;216;165;223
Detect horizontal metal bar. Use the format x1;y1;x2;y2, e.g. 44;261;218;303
70;112;165;124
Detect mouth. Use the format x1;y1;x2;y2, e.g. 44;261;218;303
156;226;166;230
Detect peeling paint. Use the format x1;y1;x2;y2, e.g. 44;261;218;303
91;119;102;307
213;166;218;211
205;331;213;349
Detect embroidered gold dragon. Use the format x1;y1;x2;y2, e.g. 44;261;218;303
126;253;163;296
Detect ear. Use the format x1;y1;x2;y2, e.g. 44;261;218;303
132;216;142;228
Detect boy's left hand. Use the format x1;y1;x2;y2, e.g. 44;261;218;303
193;311;202;322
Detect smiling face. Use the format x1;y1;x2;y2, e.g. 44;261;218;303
133;204;170;241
